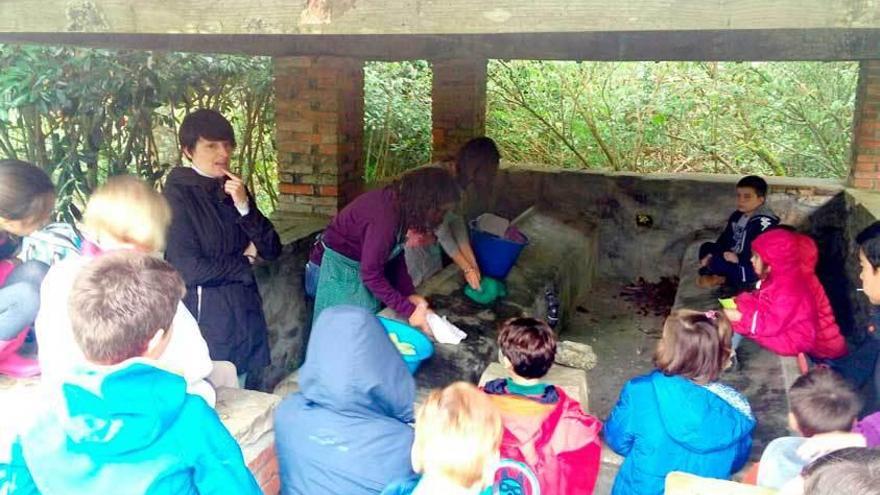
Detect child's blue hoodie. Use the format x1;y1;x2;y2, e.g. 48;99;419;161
604;370;756;495
1;360;260;495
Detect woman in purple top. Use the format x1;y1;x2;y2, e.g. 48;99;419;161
310;167;460;334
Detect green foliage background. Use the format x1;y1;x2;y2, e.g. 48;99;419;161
0;44;859;221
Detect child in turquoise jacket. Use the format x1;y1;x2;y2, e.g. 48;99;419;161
1;252;260;495
605;310;755;495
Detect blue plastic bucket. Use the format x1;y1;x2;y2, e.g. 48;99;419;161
469;224;529;279
378;316;434;374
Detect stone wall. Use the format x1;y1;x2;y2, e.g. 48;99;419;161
252;216;325;392
493;168;843;282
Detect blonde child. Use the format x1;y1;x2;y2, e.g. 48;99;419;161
382;382;503;495
35;175;216;405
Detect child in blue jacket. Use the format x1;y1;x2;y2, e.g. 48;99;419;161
605;309;755;495
1;252;260;495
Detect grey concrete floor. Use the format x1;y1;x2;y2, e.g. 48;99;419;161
564;279;790;494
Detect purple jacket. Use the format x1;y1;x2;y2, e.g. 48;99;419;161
854;412;880;448
310;187;416;317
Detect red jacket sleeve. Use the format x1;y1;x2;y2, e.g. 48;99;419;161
734;288;816;356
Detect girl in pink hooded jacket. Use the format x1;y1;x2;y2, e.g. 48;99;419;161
725;228;819;356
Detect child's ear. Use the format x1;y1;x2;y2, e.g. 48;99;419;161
182;147;193;162
788;412;803;435
144;328;171;360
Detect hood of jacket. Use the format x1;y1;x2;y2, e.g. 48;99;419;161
797;232;819;273
165;166;229;198
54;360;187;457
748;204;778;223
751;228;802;280
651;372;754;453
298;305;415;422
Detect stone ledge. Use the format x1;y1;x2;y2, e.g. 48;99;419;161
216;387;281;464
665;472;777;495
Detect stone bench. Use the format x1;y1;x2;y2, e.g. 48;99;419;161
215;387;281;495
665;472;777;495
380;206;598;392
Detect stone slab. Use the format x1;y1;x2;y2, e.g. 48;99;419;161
216;387;281;463
555;340;598;370
478;361;589;409
665;472;777;495
272;370;300;398
673;237;727;311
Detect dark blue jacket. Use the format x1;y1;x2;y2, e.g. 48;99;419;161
714;205;779;285
274;305;416;495
604;371;755;495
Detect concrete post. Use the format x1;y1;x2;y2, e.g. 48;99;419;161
431;58;488;162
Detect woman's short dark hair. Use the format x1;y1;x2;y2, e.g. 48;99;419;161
655;309;732;384
802;447;880;495
396;166;460;234
0;159;55;222
498;317;557;379
178;108;236;153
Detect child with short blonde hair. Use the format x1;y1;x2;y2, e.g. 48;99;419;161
81;174;171;252
383;382;502;495
35;175;215;405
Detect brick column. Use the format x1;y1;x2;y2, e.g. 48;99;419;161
851;60;880;190
274;56;364;216
431;58;487;162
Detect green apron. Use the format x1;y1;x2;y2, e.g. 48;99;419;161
312;240;404;323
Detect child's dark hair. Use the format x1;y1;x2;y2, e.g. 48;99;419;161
789;367;862;437
178;108;236;153
0;159;55;222
69;251;185;365
396;166;460;234
655;309;732;384
736;175;769;198
455;137;500;189
802;447;880;495
498;317;557;379
857;221;880;271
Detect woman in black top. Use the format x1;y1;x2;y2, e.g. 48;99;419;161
164;109;281;386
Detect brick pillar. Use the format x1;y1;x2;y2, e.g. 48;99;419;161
431;58;487;162
274;56;364;216
851;60;880;190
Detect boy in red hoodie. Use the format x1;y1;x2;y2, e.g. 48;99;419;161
481;317;602;494
724;228;821;356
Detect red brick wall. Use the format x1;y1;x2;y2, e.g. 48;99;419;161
275;56;364;215
851;60;880;190
432;58;487;162
248;444;280;495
